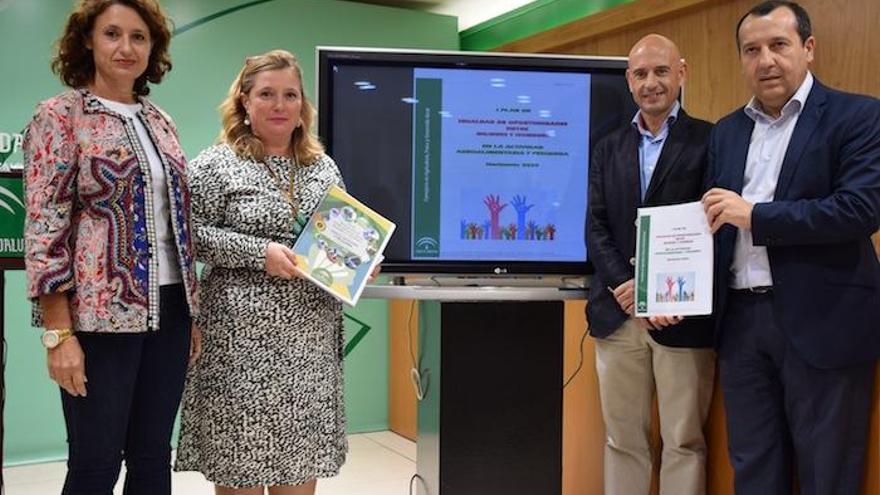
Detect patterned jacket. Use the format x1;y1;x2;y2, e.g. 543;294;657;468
23;88;198;333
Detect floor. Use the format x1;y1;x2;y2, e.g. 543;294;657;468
2;431;417;495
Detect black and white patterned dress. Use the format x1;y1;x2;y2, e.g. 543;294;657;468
174;144;347;487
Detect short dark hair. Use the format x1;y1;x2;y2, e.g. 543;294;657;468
51;0;173;97
735;1;812;50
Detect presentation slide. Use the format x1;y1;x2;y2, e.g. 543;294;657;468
410;68;590;261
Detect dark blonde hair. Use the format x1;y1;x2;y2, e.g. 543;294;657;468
219;49;324;164
51;0;172;96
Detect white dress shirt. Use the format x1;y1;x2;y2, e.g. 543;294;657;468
730;72;814;289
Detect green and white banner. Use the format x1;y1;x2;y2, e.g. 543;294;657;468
0;131;24;171
0;173;25;257
635;214;650;314
412;77;442;257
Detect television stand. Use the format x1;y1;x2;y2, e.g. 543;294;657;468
363;285;586;495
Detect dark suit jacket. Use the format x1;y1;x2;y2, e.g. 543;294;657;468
587;110;714;347
708;80;880;369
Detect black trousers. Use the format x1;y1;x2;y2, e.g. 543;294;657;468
719;290;876;495
60;284;191;495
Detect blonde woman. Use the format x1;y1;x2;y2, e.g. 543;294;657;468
174;50;347;495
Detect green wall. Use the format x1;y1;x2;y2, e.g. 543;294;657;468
1;0;457;466
460;0;635;51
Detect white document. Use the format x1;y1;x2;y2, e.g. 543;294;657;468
634;201;713;317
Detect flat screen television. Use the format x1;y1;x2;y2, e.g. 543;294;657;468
316;47;637;277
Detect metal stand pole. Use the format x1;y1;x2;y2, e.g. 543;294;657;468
1;268;6;494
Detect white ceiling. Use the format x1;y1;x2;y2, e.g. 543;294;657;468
347;0;535;31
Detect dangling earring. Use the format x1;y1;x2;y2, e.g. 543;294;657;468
244;115;251;126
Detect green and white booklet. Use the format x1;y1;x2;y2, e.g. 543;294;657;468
292;184;395;306
634;201;713;317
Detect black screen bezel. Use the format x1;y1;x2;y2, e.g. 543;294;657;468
316;47;632;276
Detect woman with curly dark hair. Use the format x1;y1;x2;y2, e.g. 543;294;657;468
22;1;200;493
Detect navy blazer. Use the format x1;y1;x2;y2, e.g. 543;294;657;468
708;80;880;369
587;110;715;348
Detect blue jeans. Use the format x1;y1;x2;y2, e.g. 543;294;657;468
60;284;191;495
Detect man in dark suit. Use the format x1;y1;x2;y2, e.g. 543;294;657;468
587;34;715;495
702;2;880;493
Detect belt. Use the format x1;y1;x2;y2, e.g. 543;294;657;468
729;286;773;295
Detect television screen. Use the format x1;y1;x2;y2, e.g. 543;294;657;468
317;48;637;276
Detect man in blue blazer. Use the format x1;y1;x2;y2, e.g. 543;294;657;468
587;34;715;495
703;2;880;493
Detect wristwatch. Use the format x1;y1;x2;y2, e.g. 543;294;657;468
42;328;74;349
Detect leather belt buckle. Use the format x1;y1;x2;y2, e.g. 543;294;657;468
748;286;772;294
730;286;773;296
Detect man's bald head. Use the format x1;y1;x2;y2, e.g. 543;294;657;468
626;34;687;121
629;34;683;63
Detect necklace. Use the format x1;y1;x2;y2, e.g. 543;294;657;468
263;156;308;235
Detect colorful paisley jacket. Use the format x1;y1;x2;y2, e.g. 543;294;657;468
23;88;198;333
